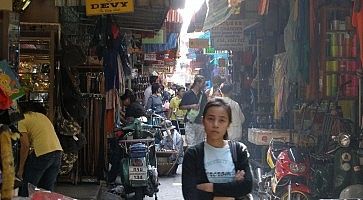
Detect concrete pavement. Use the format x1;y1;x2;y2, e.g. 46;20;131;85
144;165;183;200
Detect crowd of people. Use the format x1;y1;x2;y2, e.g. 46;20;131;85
14;73;251;199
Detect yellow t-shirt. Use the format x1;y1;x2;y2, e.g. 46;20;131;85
169;96;187;121
18;112;63;157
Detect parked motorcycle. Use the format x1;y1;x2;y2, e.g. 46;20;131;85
108;117;160;200
254;138;310;200
310;131;363;199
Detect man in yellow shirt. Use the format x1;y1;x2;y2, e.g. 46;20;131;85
168;86;187;133
17;102;63;197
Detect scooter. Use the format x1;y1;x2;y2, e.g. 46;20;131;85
255;138;310;200
310;131;363;199
108;117;160;200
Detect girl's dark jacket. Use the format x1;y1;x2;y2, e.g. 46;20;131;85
182;141;253;200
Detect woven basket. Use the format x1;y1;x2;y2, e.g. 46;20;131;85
157;157;176;176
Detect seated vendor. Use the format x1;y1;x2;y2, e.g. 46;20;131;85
159;120;184;174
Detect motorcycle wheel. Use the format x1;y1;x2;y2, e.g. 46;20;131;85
277;190;310;200
134;187;144;200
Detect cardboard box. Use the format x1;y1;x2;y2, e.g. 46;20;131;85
248;128;292;145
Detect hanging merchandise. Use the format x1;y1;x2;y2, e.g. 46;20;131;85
258;0;270;15
91;17;130;134
273;53;288;120
284;0;309;83
80;96;106;179
0;60;24;101
352;0;363;66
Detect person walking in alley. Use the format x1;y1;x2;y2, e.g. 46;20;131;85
180;75;207;146
168;86;187;132
17;102;63;197
205;75;223;100
146;83;165;117
143;74;159;107
220;83;245;141
182;98;252;199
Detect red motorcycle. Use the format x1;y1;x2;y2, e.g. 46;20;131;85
255;138;310;199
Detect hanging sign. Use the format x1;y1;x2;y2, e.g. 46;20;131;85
144;53;157;61
142;30;165;44
210;19;255;51
189;38;209;49
0;0;12;11
85;0;134;16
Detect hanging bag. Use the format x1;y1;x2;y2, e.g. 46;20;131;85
186;94;203;123
55;65;81;137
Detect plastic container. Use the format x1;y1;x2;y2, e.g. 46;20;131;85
130;143;148;158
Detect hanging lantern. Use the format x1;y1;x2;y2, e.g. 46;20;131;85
13;0;32;12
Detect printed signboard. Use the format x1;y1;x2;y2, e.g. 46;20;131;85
85;0;134;16
210;19;255;51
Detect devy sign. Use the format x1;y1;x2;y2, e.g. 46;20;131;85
85;0;134;16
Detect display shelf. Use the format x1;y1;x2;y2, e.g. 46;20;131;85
319;5;359;99
18;23;58;122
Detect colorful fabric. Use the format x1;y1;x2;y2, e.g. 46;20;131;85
352;0;363;67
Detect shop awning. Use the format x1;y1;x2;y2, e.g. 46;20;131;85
56;0;185;31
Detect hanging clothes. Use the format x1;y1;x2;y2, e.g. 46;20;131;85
284;0;309;83
273;53;289;120
80;96;106;179
258;0;270;15
352;0;363;67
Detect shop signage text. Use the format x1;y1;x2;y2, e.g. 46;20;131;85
189;38;209;49
144;53;157;61
85;0;134;16
210;19;255;51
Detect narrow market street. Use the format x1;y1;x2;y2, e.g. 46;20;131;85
144;168;183;200
1;0;363;199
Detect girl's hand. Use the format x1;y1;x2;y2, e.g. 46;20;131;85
196;183;213;192
235;170;245;181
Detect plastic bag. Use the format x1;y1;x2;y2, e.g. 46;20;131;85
28;184;75;200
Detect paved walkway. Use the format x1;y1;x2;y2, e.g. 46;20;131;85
145;166;183;200
55;166;184;200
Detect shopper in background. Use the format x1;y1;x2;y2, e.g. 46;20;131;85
206;75;223;100
182;98;252;199
120;89;133;124
180;75;207;146
143;75;159;107
168;86;187;132
17;102;63;197
124;89;145;121
220;83;245;141
146;83;165;117
160;84;171;103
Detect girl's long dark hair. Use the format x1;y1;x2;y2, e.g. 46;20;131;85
18;102;47;115
202;98;232;139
